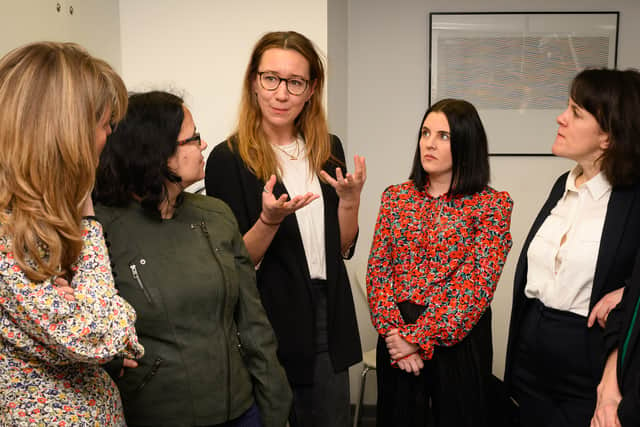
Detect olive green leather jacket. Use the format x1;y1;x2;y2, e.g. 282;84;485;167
98;194;291;427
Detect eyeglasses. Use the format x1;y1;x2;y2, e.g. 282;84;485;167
177;133;202;147
258;72;309;96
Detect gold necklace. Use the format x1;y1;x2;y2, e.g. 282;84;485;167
272;139;300;160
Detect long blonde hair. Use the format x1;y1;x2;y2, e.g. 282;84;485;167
0;42;127;281
232;31;333;182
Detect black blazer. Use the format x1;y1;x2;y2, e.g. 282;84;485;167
603;250;640;426
505;172;640;392
204;135;362;385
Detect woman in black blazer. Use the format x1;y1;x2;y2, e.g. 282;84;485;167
504;68;640;427
592;250;640;426
205;31;366;427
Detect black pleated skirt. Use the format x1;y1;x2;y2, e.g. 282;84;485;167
376;304;493;427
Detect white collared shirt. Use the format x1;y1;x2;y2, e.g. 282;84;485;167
273;139;326;279
525;166;612;316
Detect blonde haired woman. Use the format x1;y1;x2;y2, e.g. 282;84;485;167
206;31;366;427
0;42;143;425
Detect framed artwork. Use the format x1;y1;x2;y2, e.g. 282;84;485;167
429;12;619;155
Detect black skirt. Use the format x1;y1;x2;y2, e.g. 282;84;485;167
376;303;494;427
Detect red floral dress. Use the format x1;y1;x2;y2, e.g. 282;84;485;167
366;181;513;360
0;218;144;426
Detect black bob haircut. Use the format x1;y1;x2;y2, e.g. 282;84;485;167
570;68;640;187
94;91;184;214
409;98;490;196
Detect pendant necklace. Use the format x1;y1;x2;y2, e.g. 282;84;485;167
272;139;300;160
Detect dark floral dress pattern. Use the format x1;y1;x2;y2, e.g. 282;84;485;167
0;218;144;426
366;181;513;360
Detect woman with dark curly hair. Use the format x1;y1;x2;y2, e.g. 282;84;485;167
94;91;291;427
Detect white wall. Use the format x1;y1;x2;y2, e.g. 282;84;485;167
328;0;349;141
0;0;122;70
118;0;328;191
345;0;640;405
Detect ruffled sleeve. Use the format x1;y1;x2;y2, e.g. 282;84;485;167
366;185;406;334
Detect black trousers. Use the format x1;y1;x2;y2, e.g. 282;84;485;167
376;307;493;427
288;280;350;427
511;299;597;427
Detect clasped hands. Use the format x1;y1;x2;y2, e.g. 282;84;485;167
386;328;423;376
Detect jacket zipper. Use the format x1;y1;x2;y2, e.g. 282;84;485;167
129;263;153;304
192;220;232;420
236;331;245;358
135;357;163;391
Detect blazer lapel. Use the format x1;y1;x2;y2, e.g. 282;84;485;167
591;187;635;306
271;179;312;281
319;179;335;283
514;175;567;295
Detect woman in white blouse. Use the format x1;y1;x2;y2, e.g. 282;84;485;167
504;68;640;427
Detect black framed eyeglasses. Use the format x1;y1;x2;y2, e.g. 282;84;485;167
177;132;201;147
258;72;309;96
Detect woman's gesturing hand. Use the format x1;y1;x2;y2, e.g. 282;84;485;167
260;174;319;225
319;155;366;203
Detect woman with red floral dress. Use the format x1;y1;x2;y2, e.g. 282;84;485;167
367;99;513;427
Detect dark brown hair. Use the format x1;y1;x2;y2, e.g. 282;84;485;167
570;68;640;187
410;99;490;196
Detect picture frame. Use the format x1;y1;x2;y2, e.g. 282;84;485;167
429;12;619;155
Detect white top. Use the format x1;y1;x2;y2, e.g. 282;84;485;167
524;166;612;316
272;139;326;280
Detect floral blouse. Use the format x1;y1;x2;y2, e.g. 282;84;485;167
0;218;144;426
367;181;513;360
